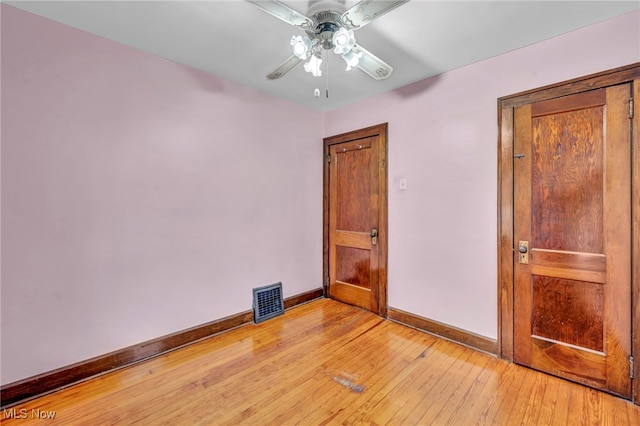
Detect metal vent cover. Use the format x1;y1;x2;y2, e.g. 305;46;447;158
253;282;284;323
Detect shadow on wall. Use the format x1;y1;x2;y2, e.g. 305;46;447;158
180;65;277;104
181;66;228;92
392;72;443;99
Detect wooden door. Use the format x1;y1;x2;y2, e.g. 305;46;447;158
513;85;632;397
323;124;387;315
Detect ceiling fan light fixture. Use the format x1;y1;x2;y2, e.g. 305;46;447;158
342;49;363;71
332;28;356;54
291;35;312;59
304;54;323;77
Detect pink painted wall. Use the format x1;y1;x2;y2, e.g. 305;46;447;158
325;10;640;340
2;3;639;386
1;5;323;385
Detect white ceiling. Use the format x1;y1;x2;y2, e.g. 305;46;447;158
6;1;639;111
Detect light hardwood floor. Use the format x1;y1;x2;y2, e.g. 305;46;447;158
3;298;639;425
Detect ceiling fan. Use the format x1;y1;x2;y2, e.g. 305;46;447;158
247;0;409;81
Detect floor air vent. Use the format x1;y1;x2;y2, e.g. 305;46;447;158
253;282;284;323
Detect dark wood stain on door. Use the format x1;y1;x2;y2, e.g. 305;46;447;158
515;85;631;396
323;123;388;316
498;63;640;403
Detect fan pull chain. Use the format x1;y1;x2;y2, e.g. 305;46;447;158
325;48;329;98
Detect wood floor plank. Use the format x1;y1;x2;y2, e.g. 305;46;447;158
535;373;563;425
318;325;435;423
437;353;509;425
543;373;573;425
337;337;455;424
3;299;639;425
422;348;500;425
270;322;431;425
405;347;487;424
507;366;549;424
475;361;524;424
373;343;472;424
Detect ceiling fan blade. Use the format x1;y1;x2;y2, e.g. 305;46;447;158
352;43;393;80
340;0;409;30
266;55;304;80
247;0;314;30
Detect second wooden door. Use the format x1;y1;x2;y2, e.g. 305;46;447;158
513;85;632;397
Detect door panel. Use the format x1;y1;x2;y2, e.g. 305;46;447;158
513;85;632;397
329;138;378;311
335;139;373;233
335;246;370;287
324;124;387;315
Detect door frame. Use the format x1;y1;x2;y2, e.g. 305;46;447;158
497;63;640;402
323;123;388;317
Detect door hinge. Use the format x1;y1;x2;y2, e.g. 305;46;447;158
631;356;635;379
326;153;331;163
630;98;634;119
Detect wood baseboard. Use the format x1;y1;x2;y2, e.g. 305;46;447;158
0;288;324;408
284;288;324;310
387;307;497;355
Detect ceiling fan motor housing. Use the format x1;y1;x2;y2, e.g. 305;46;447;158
306;11;345;50
314;22;339;49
